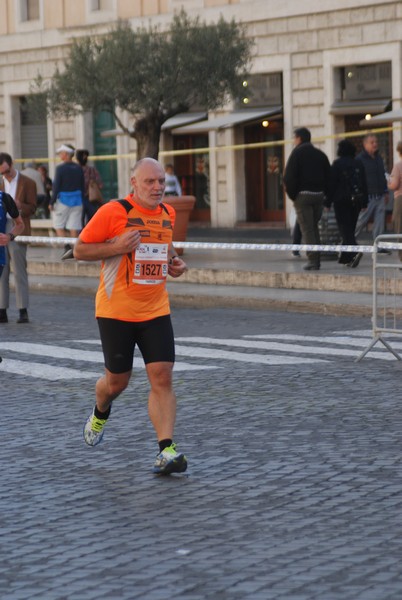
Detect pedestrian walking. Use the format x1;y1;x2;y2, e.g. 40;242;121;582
387;140;402;263
325;139;367;267
164;163;182;196
21;162;46;216
51;144;85;260
37;164;52;218
76;149;104;226
284;127;331;270
0;190;24;281
0;152;36;324
355;133;390;252
74;157;188;475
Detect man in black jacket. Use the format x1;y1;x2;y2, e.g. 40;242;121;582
355;134;389;249
284;127;331;270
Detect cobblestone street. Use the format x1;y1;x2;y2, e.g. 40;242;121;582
1;293;402;599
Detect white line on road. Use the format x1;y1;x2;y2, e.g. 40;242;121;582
0;341;219;379
243;333;393;349
175;344;327;365
0;342;104;362
0;358;98;380
175;336;393;360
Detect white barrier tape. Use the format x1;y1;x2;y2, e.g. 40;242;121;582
15;236;402;253
18;236;77;246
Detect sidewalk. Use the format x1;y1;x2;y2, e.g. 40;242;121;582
23;225;402;316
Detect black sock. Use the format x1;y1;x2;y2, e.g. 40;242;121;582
94;405;111;420
159;438;173;453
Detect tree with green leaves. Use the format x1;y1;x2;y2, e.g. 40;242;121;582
35;10;253;159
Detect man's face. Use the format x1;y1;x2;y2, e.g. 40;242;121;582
0;161;13;181
131;161;166;209
293;135;302;147
363;136;378;156
58;151;70;162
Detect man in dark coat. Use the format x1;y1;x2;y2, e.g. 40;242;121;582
284;127;331;270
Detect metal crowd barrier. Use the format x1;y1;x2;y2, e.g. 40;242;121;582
14;234;402;362
357;234;402;362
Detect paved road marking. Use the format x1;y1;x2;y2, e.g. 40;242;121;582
176;336;394;361
0;329;391;381
77;339;326;366
0;342;104;362
245;333;392;348
0;341;219;380
175;344;327;365
0;358;98;380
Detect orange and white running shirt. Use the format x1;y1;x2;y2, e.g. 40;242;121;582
79;194;176;322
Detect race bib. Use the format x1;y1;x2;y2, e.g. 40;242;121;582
133;243;168;285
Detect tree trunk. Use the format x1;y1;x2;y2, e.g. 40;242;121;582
133;116;162;160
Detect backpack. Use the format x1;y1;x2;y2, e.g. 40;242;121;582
341;165;365;206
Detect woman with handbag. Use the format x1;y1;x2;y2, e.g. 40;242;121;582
76;149;104;226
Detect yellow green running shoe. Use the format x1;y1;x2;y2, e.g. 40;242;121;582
83;410;108;446
153;443;187;475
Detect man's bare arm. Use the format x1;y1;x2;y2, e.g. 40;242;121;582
73;229;141;261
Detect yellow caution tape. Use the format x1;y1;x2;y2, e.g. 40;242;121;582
13;124;400;164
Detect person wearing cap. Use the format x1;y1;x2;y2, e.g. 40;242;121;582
0;152;36;324
51;144;85;260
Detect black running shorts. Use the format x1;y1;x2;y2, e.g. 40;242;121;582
97;314;175;374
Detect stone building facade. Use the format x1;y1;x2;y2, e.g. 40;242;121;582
0;0;400;226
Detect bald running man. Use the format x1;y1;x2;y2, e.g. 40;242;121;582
74;158;188;475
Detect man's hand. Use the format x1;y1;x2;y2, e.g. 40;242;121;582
74;229;142;261
110;229;142;254
0;233;10;247
168;256;187;278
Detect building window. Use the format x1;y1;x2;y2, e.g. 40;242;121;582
89;0;113;10
235;73;283;109
337;62;392;102
20;0;40;21
19;95;49;162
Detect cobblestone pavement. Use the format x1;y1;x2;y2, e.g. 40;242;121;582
1;293;402;599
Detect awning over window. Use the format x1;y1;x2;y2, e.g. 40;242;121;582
359;108;402;125
330;99;391;116
100;112;207;138
161;112;207;130
100;127;134;138
172;106;282;134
